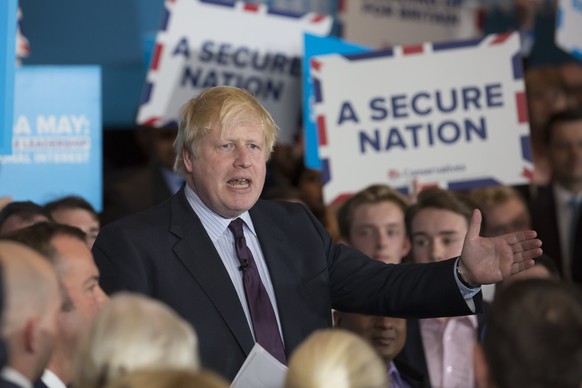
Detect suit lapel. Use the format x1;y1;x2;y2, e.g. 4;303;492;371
169;190;255;356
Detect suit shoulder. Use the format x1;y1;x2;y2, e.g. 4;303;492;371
254;199;318;220
101;195;173;232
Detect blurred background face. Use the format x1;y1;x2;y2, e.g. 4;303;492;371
152;127;179;170
482;197;531;237
56;235;108;320
528;87;568;130
348;201;410;264
410;208;468;263
548;120;582;189
297;168;323;208
561;62;582;108
51;208;100;248
525;67;569;132
336;313;406;365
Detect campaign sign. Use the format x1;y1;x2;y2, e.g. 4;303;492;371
303;33;369;169
0;0;18;155
137;0;332;145
311;32;531;205
556;0;582;61
0;66;103;211
340;0;482;48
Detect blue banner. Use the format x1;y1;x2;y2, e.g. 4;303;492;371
0;66;103;211
0;0;18;155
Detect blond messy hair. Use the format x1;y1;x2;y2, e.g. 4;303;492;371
174;86;278;177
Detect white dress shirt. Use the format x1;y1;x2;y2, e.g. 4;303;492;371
184;185;284;342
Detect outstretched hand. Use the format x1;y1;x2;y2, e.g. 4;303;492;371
458;209;543;286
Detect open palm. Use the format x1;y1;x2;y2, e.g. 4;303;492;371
459;209;543;285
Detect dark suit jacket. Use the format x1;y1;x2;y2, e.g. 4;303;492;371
93;187;481;380
394;357;430;388
32;380;48;388
0;377;26;388
528;185;582;282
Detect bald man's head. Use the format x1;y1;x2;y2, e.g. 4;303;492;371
0;241;61;381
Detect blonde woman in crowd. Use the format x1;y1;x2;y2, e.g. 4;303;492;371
104;368;229;388
72;292;200;388
285;329;388;388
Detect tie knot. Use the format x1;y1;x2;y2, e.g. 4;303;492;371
228;218;245;239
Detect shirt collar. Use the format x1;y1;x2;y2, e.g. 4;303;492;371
1;366;32;388
184;184;256;242
41;369;66;388
422;315;478;329
553;183;582;207
388;361;399;375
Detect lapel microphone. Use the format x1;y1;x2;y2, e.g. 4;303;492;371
238;259;250;272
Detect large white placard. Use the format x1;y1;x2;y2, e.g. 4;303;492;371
137;0;332;144
311;32;532;205
340;0;482;48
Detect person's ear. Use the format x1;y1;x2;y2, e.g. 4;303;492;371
401;237;412;258
183;149;194;173
473;343;493;388
22;317;39;354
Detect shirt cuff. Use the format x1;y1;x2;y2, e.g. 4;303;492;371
454;257;481;313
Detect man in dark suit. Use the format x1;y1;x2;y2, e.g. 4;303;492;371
528;109;582;283
93;86;542;380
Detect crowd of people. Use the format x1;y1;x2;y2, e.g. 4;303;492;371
0;60;581;387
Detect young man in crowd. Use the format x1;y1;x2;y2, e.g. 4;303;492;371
334;184;427;387
400;188;486;388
